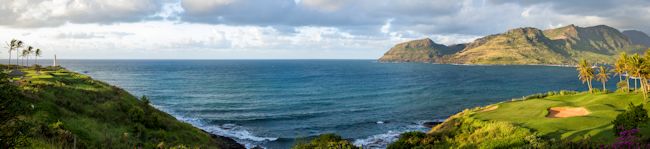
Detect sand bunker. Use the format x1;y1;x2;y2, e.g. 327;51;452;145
546;107;590;118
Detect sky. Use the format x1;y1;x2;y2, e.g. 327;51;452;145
0;0;649;59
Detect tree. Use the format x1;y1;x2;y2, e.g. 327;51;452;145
628;54;649;99
614;53;629;92
577;59;595;93
34;48;41;65
596;66;610;92
25;46;33;66
20;49;28;66
5;39;17;65
14;41;23;68
627;54;643;91
612;103;648;136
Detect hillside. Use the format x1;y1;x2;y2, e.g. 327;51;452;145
623;30;650;47
0;65;244;148
379;25;648;65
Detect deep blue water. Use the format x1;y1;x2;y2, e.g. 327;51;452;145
3;60;616;148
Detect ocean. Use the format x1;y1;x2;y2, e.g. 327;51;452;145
4;60;615;148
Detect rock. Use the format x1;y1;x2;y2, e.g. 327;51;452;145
422;121;443;128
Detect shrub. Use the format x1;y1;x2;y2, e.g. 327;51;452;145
0;71;30;148
389;111;535;148
610;128;650;148
617;81;629;92
523;93;547;100
292;133;359;149
612;103;649;136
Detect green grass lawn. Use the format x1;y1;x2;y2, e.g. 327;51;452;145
472;92;645;142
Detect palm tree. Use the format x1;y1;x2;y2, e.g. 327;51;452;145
15;40;23;68
577;59;595;93
34;48;41;65
25;46;33;66
20;49;28;66
614;53;628;91
596;66;610;92
5;39;17;65
627;54;643;90
627;53;650;101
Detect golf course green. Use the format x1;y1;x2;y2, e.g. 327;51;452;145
472;91;644;142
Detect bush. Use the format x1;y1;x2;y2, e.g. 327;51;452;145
612;103;649;136
617;81;629;92
389;110;536;148
0;71;30;148
292;133;359;149
387;131;439;149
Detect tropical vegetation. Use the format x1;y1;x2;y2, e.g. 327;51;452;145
0;65;243;148
5;39;44;67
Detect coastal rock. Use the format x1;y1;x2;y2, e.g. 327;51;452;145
422;121;443;128
378;38;461;63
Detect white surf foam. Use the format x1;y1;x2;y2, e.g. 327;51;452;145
353;122;429;149
152;105;277;148
353;130;403;149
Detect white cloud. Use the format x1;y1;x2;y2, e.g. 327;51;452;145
380;19;394;34
0;21;407;59
0;0;162;27
1;0;650;59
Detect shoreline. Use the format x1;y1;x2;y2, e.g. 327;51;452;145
376;60;577;67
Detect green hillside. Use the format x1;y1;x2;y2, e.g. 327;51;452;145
379;24;649;65
0;65;243;149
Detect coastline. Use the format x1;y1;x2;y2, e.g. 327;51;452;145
376;60;577;67
2;65;246;148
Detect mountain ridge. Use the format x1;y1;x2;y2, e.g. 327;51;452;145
379;24;649;65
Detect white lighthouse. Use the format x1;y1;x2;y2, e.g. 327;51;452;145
53;54;57;67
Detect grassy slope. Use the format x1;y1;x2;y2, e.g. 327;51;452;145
5;65;243;148
470;92;645;142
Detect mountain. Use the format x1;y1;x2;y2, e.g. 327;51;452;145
379;25;649;65
378;38;462;63
451;27;570;64
623;30;650;47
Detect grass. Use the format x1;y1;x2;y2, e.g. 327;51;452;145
472;92;645;142
2;65;243;148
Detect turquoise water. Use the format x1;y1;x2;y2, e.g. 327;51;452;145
15;60;615;148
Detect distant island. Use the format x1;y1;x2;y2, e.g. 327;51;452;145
379;25;650;65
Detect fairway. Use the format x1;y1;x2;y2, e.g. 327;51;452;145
472;92;645;142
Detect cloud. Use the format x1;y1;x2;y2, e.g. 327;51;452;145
1;0;650;59
0;21;418;59
300;0;347;12
0;0;163;27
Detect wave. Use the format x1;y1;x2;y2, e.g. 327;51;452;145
152;105;277;148
353;121;432;149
